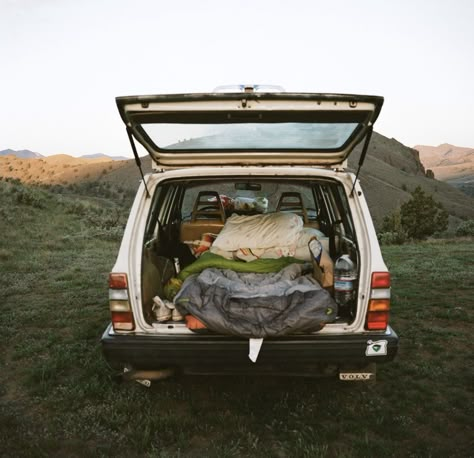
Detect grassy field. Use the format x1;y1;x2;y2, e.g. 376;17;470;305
0;180;473;458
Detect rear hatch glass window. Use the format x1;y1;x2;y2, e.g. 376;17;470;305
142;122;359;151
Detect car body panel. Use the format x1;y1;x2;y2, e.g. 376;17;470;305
116;92;383;169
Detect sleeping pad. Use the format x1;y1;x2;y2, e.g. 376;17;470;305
174;262;338;338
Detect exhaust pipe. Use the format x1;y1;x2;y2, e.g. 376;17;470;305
119;367;176;386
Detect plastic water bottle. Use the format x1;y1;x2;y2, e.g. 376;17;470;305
334;255;357;306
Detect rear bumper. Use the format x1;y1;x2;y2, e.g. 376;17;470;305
101;324;399;376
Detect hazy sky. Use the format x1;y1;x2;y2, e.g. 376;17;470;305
1;0;473;158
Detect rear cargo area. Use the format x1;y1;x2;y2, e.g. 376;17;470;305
140;176;361;336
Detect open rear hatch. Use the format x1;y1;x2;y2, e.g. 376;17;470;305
116;92;383;169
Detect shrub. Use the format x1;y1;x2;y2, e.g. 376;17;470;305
5;177;21;185
83;208;125;240
380;187;449;242
400;186;448;240
11;185;46;209
456;220;474;237
63;200;95;216
378;231;407;245
378;208;407;244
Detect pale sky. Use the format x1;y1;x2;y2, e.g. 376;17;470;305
1;0;473;158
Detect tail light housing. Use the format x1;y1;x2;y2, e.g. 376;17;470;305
366;272;390;331
109;273;135;331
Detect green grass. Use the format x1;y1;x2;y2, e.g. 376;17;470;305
0;180;473;457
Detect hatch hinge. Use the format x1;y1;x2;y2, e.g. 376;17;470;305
350;125;373;197
126;127;151;198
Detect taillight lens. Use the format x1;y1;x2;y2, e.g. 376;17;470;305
111;311;135;331
371;272;391;289
366;272;391;331
108;273;134;331
109;273;128;289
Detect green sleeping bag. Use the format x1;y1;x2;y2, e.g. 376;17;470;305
178;252;305;281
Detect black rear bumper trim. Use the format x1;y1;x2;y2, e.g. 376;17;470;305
101;324;399;375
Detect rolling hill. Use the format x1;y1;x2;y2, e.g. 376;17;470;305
1;132;473;228
80;153;129;161
346;133;474;225
414;143;474;197
0;148;43;159
0;153;128;185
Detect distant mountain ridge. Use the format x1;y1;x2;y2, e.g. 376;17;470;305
415;143;474;177
1;149;128;161
415;143;474;197
79;153;129;161
0;149;44;159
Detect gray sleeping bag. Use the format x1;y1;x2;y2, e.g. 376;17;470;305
174;263;338;338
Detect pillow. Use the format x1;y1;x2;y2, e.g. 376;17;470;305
211;212;303;252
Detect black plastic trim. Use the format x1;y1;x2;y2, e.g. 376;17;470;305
101;324;399;375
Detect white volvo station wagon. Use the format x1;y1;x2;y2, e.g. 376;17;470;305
101;86;399;383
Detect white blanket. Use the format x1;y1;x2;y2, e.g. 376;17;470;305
211;212;303;252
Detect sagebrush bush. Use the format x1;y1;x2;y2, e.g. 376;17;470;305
5;177;21;185
81;208;125;240
455;219;474;237
63;200;93;216
84;208;121;229
9;184;47;209
378;231;407;245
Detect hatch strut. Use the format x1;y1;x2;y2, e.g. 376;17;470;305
126;127;151;198
350;124;373;197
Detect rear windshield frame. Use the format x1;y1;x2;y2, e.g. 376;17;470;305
132;110;371;154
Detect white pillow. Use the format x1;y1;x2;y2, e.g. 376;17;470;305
296;227;326;247
211;212;303;252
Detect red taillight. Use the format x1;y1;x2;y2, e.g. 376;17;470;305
109;273;134;331
371;272;390;289
366;273;391;331
109;273;128;289
366;311;389;330
111;311;135;331
366;299;390;330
